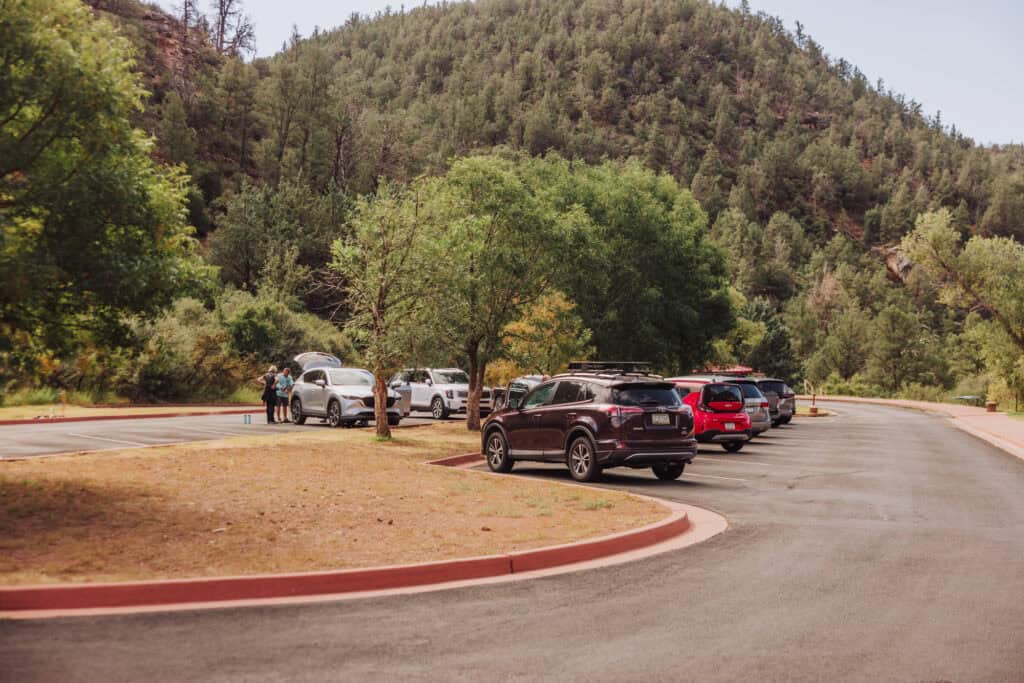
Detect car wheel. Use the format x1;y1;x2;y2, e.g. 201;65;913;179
567;435;600;482
387;414;401;426
484;430;513;473
290;399;307;425
652;462;685;480
327;400;342;428
430;396;449;420
771;419;781;428
722;441;744;453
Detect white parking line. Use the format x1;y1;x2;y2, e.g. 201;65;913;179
66;433;150;448
696;457;772;467
684;472;751;482
171;426;250;438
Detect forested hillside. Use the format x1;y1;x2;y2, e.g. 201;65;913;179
5;0;1023;408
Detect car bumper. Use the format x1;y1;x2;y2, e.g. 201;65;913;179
343;406;402;420
597;439;698;468
696;429;752;443
448;398;492;414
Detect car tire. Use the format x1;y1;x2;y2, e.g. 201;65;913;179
327;400;342;428
722;441;744;453
290;399;307;425
772;419;781;428
652;462;685;480
484;430;514;473
431;396;449;420
567;434;600;482
387;414;401;427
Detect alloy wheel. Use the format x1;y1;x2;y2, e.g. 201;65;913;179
328;402;341;427
487;435;505;469
570;440;592;477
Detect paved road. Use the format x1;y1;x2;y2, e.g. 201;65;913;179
3;402;1023;681
0;412;441;459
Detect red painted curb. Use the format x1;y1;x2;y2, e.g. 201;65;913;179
0;408;260;427
427;452;486;467
509;513;690;573
0;508;688;613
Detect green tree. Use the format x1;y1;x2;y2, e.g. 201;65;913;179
430;155;581;431
330;182;441;438
1;0;198;356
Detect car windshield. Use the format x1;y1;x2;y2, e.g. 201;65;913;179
328;369;374;386
705;384;743;403
434;370;469;384
612;384;682;407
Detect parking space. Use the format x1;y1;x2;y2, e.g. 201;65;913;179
1;411;441;459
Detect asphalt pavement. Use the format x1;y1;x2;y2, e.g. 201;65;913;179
3;401;1024;681
0;412;440;459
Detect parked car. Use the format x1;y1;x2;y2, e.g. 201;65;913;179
290;355;402;428
755;378;795;426
669;378;752;452
491;375;545;411
677;376;771;435
482;361;697;482
389;368;492;419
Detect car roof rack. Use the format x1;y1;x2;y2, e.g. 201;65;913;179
561;361;664;380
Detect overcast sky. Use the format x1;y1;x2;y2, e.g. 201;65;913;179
164;0;1022;145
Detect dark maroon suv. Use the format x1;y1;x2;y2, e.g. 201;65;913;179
481;362;697;482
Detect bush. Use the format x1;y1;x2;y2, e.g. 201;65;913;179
817;373;887;398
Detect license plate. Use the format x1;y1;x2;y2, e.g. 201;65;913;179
651;413;671;425
725;422;736;431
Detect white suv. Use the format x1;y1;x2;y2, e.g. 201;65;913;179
390;368;492;419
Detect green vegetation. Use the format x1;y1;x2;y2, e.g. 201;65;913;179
3;0;1022;412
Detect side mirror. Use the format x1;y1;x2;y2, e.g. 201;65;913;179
425;378;433;386
315;379;326;388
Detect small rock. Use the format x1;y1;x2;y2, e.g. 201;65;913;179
388;519;393;525
211;527;227;533
481;526;492;532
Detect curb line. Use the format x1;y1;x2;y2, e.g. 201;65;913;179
0;454;691;615
0;408;261;427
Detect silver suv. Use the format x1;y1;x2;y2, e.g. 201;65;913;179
390;368;491;419
290;354;401;428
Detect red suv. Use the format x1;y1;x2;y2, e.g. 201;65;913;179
669;378;752;452
482;362;697;482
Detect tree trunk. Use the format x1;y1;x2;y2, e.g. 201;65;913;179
374;371;391;439
466;345;483;432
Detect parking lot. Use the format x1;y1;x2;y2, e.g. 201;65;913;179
0;411;441;459
6;401;1024;682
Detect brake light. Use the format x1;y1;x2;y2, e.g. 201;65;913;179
760;401;769;409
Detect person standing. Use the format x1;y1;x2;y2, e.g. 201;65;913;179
275;367;294;423
258;365;278;424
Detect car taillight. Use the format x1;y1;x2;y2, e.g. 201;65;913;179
605;405;643;428
760;401;769;409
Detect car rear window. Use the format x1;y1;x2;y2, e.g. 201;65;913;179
612;384;682;407
732;382;764;399
704;384;743;403
758;381;786;395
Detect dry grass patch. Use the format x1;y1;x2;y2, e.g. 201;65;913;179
0;423;667;585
